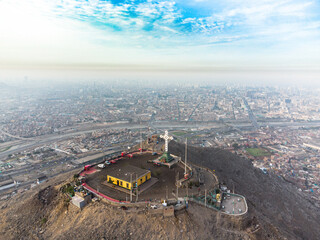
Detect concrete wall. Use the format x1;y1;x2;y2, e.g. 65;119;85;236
163;206;175;217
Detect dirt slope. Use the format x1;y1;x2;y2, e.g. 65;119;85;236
170;141;320;240
0;183;280;240
0;143;319;239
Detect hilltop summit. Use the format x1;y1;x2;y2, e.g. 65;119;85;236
0;142;319;240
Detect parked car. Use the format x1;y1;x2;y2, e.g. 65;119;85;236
105;160;111;165
97;164;105;169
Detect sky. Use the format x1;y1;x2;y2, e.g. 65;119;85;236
0;0;320;83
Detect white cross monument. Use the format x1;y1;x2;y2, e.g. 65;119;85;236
160;130;173;153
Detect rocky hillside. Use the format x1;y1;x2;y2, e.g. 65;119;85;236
170;141;320;240
0;143;319;240
0;184;281;240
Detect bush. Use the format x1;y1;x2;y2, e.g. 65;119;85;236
41;217;47;225
74;179;81;186
61;184;75;197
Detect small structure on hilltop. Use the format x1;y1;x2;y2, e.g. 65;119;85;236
72;191;91;209
107;165;151;190
158;130;175;163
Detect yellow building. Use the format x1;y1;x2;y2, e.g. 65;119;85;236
107;165;151;190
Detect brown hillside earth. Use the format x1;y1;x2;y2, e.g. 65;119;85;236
0;142;318;239
170;141;320;240
0;183;281;240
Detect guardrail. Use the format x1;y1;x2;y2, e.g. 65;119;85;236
189;162;219;185
189;198;220;211
189;194;248;216
220;192;248;216
82;183;126;203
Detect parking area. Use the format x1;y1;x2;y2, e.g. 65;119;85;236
84;153;185;202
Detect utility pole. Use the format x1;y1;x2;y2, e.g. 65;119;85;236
176;171;179;201
140;131;142;153
130;173;133;202
166;185;168;200
233;199;235;214
136;173;139;202
205;189;207;207
186;183;189;198
185;138;187;176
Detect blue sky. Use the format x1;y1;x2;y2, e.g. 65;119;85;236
0;0;319;71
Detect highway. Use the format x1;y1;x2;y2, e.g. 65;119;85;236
242;97;259;130
0;147;122;196
0;127;34;141
0;121;223;159
1;119;320;198
2;120;320;160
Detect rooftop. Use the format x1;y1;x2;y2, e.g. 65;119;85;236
107;165;150;182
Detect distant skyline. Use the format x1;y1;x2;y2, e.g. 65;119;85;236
0;0;320;81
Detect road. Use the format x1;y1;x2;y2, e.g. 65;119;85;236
0;127;34;141
0;147;122;196
0;121;223;159
242;97;259;130
1;120;320;160
1;119;320;199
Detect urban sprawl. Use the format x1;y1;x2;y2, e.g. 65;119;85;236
0;84;319;203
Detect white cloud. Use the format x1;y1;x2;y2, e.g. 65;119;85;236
0;0;319;70
214;0;314;23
